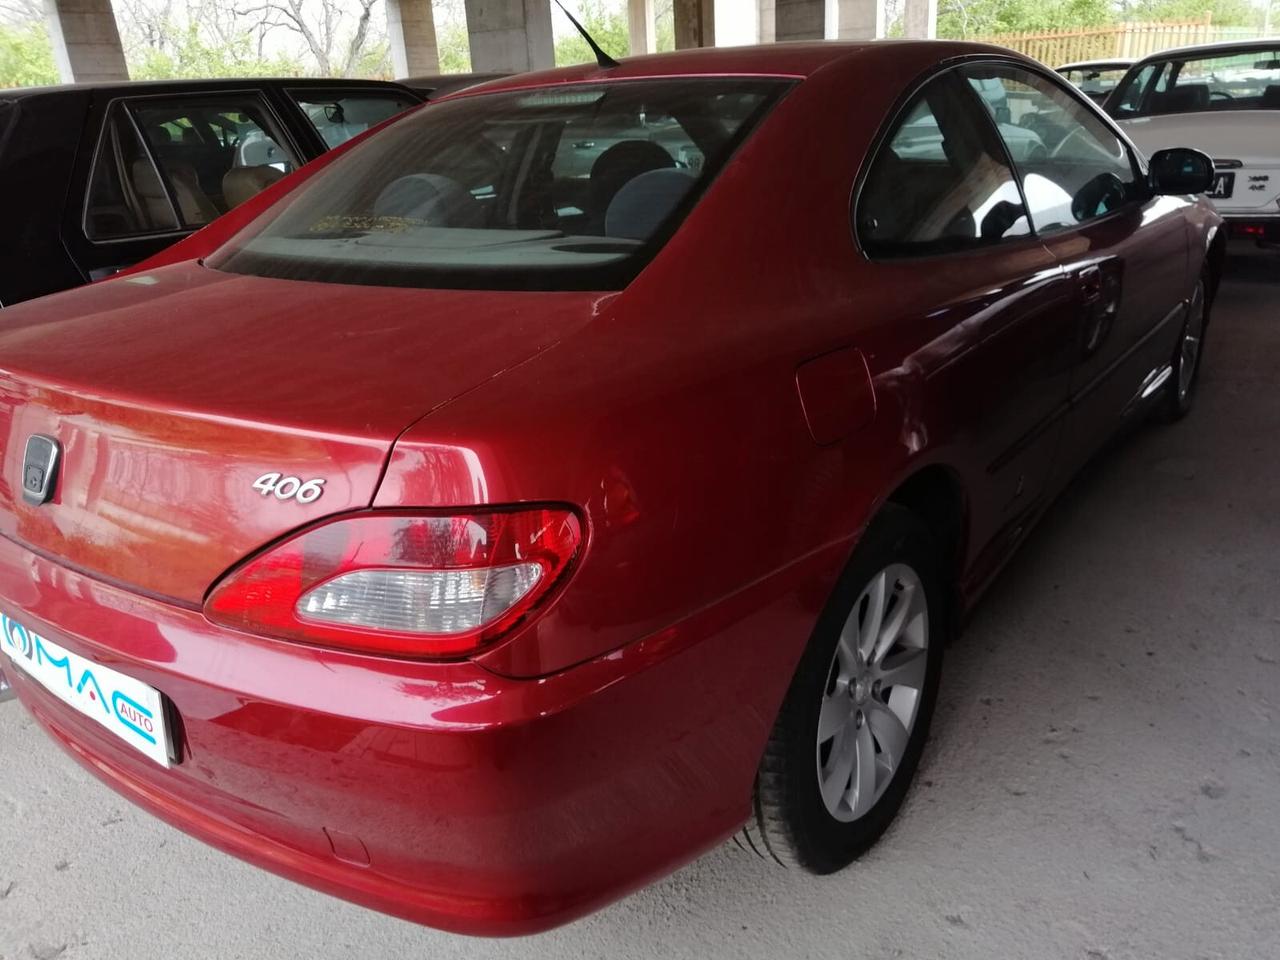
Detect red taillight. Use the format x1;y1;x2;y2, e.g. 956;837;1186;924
205;507;583;659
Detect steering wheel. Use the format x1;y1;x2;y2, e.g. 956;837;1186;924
1210;90;1234;101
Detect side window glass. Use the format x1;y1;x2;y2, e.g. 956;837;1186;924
963;66;1142;234
291;93;417;149
1112;63;1157;116
128;95;300;228
856;73;1031;259
84;103;180;240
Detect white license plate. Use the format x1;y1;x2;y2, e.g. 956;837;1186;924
1208;173;1235;199
1;611;171;767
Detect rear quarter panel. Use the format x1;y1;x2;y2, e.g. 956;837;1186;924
373;49;1055;682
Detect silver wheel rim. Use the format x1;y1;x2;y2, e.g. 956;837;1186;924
1178;283;1205;402
816;563;929;823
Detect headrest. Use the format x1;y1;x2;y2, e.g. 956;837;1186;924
223;165;286;209
129;157;166;199
373;173;472;225
604;168;696;241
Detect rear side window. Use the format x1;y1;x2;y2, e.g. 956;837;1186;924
963;65;1142;234
290;91;419;149
84;103;181;239
210;79;789;291
856;72;1030;258
129;95;300;228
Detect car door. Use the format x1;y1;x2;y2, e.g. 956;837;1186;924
961;61;1191;483
853;70;1081;589
66;90;304;282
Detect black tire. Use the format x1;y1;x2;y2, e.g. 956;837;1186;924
741;504;946;872
1161;273;1210;422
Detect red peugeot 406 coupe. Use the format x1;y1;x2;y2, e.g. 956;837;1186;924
0;41;1222;935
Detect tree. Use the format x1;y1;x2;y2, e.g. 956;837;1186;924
938;0;1112;37
241;0;385;75
554;0;628;65
1119;0;1261;26
0;20;57;87
128;20;305;77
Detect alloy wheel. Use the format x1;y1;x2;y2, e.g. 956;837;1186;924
816;563;929;823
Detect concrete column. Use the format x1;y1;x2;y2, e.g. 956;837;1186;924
902;0;936;38
387;0;441;77
43;0;128;84
673;0;713;48
773;0;822;40
464;0;555;72
757;0;775;42
628;0;656;55
828;0;883;39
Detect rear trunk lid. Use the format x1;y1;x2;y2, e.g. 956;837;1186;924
1119;112;1280;215
0;261;599;603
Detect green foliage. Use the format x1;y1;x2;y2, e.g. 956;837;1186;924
1118;0;1260;27
554;0;629;66
0;21;58;89
939;0;1265;37
938;0;1112;37
437;19;472;72
351;37;392;78
128;22;304;79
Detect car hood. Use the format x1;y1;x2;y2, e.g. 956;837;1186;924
0;261;603;603
1119;111;1280;168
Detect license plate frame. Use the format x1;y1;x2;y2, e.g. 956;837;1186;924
1208;172;1235;199
1;611;172;767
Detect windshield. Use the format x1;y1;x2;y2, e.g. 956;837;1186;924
210;78;788;291
1110;47;1280;118
1058;65;1128;100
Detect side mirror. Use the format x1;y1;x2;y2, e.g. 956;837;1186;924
1149;148;1215;195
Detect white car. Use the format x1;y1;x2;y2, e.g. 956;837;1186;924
1057;58;1134;105
1106;39;1280;244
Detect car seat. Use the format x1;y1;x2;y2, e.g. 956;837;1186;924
129;158;221;228
588;141;675;233
222;165;286;209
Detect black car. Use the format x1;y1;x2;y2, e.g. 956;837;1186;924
397;72;509;99
0;77;421;307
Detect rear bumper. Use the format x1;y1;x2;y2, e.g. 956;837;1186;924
0;532;824;935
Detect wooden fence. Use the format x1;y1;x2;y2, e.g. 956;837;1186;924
973;15;1263;67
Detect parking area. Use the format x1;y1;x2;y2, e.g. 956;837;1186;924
2;249;1279;960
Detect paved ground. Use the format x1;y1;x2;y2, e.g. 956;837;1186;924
3;250;1279;960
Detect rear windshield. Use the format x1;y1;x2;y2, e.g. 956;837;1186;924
210;78;788;291
1110;47;1280;118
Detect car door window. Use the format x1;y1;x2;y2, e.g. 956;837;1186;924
856;71;1031;259
963;65;1143;234
1110;63;1159;117
290;92;418;149
84;103;181;240
127;95;299;228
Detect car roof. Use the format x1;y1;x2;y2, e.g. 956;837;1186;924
1056;58;1134;70
399;72;510;97
0;76;420;99
1127;36;1280;66
444;40;1029;99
